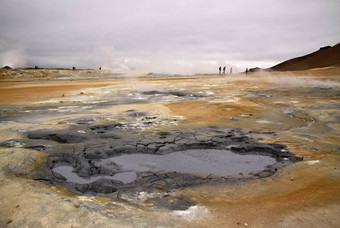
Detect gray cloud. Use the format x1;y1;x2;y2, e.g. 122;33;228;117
0;0;339;73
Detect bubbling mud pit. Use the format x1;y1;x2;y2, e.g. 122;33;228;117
52;149;277;184
31;126;301;208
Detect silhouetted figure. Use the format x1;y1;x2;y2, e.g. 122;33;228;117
35;65;39;69
219;66;221;74
223;66;226;74
72;67;76;70
246;68;248;75
230;67;232;74
99;67;102;70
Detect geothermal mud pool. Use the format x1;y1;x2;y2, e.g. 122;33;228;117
33;126;300;197
0;69;339;227
51;148;289;187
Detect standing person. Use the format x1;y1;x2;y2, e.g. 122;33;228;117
246;68;248;75
219;66;221;75
230;67;233;74
223;66;226;74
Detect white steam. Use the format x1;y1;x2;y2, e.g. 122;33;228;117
0;40;27;68
257;73;340;88
87;44;242;74
233;72;340;88
87;44;130;72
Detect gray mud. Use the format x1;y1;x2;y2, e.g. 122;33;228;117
27;126;301;198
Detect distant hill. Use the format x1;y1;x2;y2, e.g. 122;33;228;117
270;43;340;71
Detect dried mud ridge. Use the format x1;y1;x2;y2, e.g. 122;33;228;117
23;126;302;198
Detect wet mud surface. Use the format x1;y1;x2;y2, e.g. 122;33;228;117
0;68;339;227
30;127;300;197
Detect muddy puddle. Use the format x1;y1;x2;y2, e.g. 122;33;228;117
52;149;277;185
53;165;137;184
30;124;300;197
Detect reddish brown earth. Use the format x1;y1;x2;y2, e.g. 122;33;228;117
271;43;340;71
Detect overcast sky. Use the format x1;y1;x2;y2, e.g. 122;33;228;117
0;0;339;73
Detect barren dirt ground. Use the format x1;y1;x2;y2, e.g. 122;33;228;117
0;67;339;227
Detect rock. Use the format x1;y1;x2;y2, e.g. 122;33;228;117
290;176;294;181
151;196;195;210
319;45;331;51
27;132;87;144
244;222;248;227
0;139;25;148
157;185;163;190
88;179;119;194
74;183;89;193
107;213;115;217
74;203;80;208
258;171;272;178
127;111;147;118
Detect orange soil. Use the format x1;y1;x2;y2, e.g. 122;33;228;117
0;80;115;104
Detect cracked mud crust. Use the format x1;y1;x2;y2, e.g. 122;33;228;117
29;127;301;196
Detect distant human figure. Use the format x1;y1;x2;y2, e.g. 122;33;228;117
230;67;232;74
223;66;226;74
99;67;101;70
72;67;76;70
246;68;249;75
219;66;221;75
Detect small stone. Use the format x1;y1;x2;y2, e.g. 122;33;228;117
157;185;163;190
244;222;248;227
80;92;84;94
107;213;115;217
7;220;13;224
74;203;80;208
62;94;65;97
60;101;63;103
290;176;294;181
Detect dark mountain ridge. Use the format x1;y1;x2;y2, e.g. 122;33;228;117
270;43;340;71
249;43;340;72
